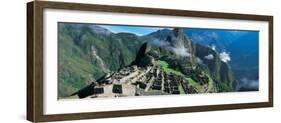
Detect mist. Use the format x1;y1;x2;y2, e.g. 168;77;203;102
204;54;214;60
151;39;191;57
219;52;231;63
237;77;259;91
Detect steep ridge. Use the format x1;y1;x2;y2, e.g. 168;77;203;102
58;23;144;97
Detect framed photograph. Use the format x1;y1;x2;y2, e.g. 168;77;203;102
27;1;273;122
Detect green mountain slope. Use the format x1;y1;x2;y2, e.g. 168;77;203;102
58;23;144;97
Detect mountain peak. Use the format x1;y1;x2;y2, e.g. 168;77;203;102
90;25;112;36
173;28;185;37
169;28;190;48
156;28;171;33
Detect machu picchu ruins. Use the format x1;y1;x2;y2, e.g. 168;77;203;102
58;23;254;100
73;59;210;99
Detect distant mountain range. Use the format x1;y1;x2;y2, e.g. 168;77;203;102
143;28;258;91
140;28;236;92
58;23;258;98
184;28;259;91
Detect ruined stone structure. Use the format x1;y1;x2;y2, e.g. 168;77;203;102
74;62;209;99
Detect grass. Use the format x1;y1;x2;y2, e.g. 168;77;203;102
156;60;184;76
206;74;215;92
178;84;186;94
185;77;202;92
59;95;79;100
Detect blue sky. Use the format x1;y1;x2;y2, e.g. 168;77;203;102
97;24;255;37
100;25;168;36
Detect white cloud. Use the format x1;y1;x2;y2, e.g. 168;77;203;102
237;78;259;90
196;57;203;64
211;45;216;51
219;52;231;63
204;54;214;60
151;39;191;57
151;39;170;47
170;46;191;57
